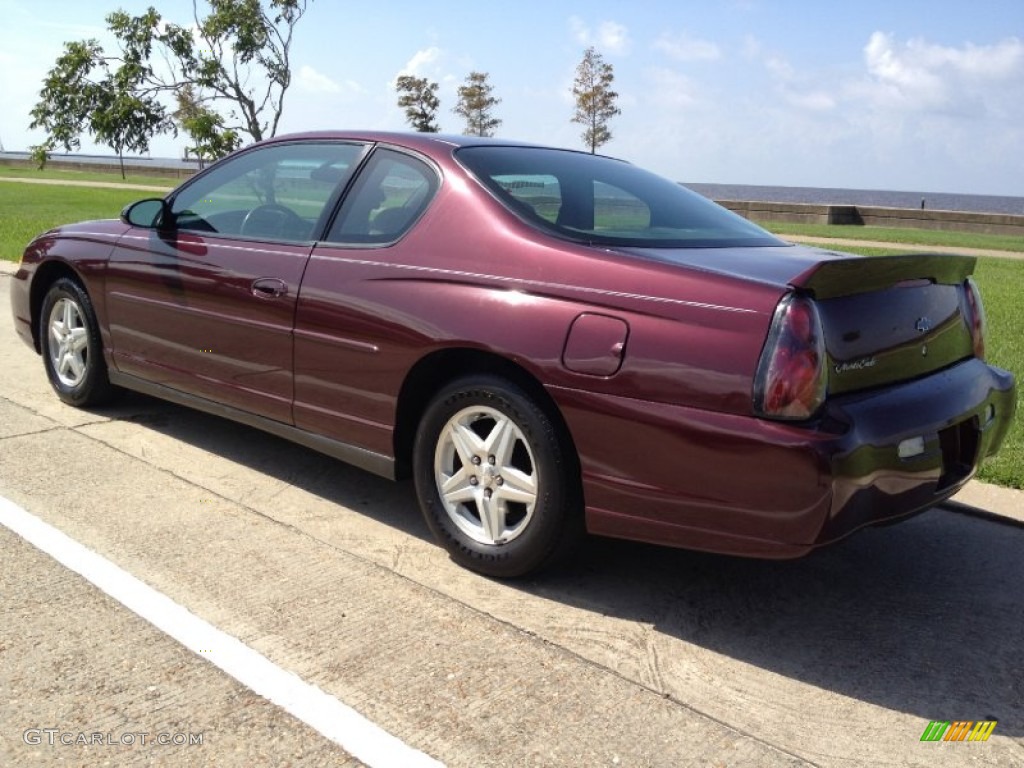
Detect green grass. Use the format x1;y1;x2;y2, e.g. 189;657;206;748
0;184;147;261
973;257;1024;487
2;185;1020;488
763;220;1024;253
0;164;180;188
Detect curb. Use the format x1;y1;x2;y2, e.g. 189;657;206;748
945;478;1024;526
940;499;1024;529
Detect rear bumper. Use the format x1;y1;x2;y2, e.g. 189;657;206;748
551;358;1016;557
816;359;1014;547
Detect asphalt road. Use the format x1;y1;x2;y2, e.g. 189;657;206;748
1;264;1022;767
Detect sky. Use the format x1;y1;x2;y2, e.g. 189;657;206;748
1;0;1022;196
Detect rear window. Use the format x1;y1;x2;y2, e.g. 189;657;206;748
457;146;783;248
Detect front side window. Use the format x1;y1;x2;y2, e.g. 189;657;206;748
457;146;783;249
325;148;438;245
170;142;366;242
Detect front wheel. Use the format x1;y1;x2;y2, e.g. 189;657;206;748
39;277;117;407
413;375;581;578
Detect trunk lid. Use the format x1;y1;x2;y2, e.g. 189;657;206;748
617;245;979;396
792;253;977;395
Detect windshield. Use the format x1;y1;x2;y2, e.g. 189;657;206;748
457;146;784;248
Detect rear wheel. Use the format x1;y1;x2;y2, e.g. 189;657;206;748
413;376;581;578
40;277;117;407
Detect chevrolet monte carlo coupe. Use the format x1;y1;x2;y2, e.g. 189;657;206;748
11;131;1016;577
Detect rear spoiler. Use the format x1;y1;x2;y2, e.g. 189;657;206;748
790;253;977;300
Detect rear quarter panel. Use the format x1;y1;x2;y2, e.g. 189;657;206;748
294;170;785;458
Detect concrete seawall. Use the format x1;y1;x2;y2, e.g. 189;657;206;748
0;156;197;180
720;200;1024;237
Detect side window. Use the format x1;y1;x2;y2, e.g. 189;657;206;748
492;174;561;223
593;181;651;233
170;142;365;242
486;175;649;234
325;148;438;244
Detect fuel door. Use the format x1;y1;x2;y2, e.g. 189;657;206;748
562;313;629;376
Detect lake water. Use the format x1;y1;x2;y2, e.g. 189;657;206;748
685;183;1024;216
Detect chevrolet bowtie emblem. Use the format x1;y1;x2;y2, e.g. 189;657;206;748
915;317;931;333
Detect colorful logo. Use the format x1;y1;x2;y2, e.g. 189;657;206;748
920;720;997;742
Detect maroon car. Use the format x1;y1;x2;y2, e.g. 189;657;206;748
10;131;1016;577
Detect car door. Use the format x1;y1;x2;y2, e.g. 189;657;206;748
105;141;367;423
293;147;441;456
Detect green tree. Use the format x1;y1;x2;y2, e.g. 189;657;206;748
396;75;440;133
571;46;621;154
113;0;311;143
30;1;311;170
453;71;501;137
173;85;241;168
29;39;171;177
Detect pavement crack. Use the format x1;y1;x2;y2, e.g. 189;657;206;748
0;424;67;441
643;628;666;694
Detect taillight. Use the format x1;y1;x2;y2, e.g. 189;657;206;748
754;294;827;420
962;278;986;360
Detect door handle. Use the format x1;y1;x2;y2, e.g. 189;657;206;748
251;277;288;298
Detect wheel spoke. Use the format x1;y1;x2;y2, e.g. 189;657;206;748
477;492;507;543
58;351;75;379
50;314;66;343
484;415;517;466
67;349;85;379
496;467;537;505
63;299;76;330
68;327;88;354
448;420;483;466
440;466;477;505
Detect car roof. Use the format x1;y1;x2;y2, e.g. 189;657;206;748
255;130;547;154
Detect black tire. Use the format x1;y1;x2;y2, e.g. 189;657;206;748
413;375;582;578
39;277;118;407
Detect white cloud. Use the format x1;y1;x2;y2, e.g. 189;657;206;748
646;67;699;109
782;89;836;112
297;65;341;94
598;21;631;54
741;34;762;60
568;16;631;55
747;47;835;113
861;31;1024;114
569;15;588;45
867;32;1023;81
399;46;443;77
763;54;794;80
654;32;721;62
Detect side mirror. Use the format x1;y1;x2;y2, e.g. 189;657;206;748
121;198;169;229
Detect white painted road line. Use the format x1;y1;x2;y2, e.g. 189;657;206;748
0;496;444;768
